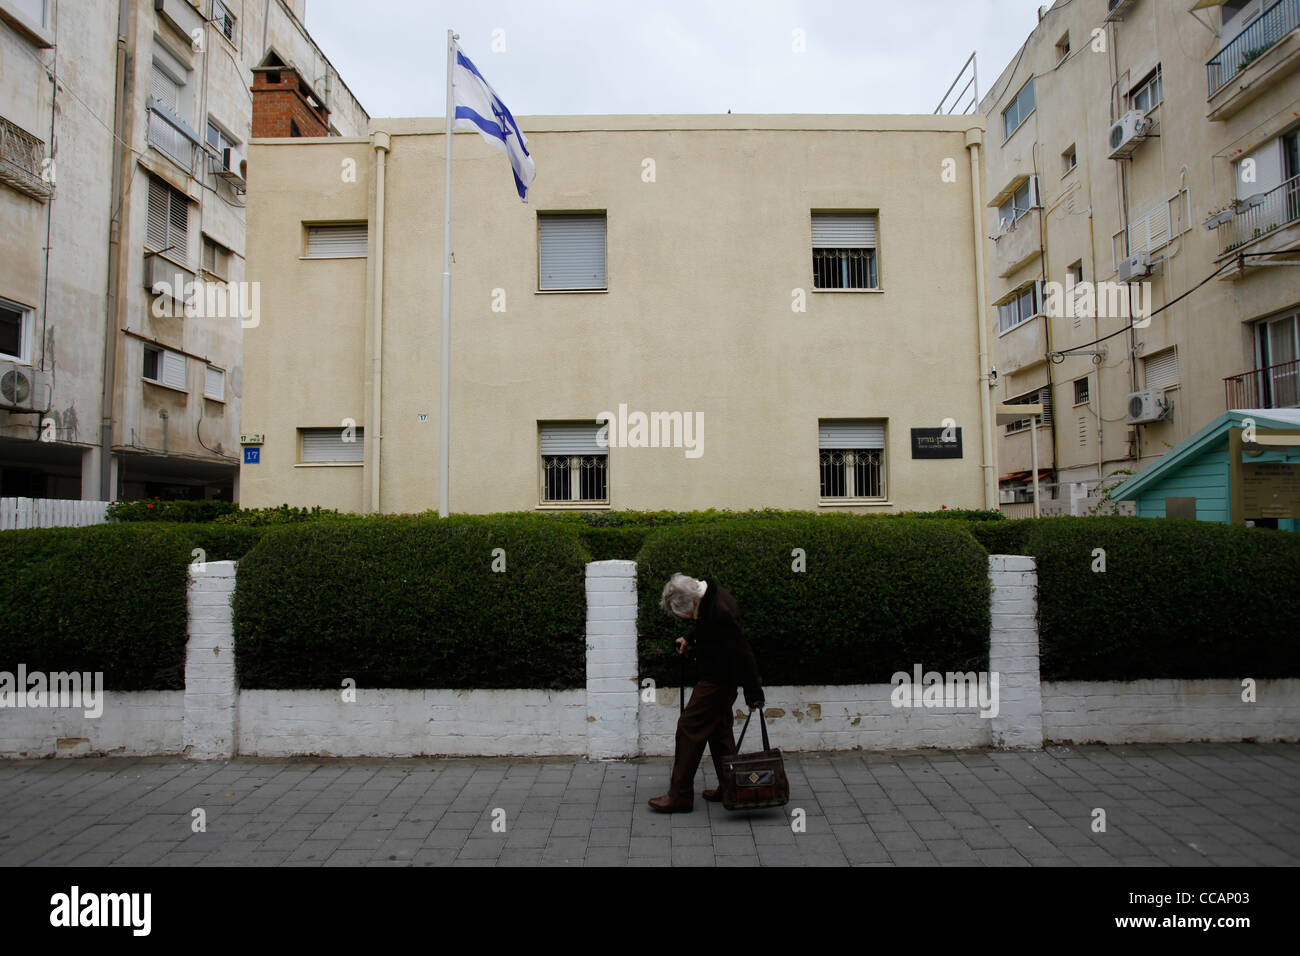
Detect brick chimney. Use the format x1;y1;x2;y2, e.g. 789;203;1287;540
251;54;330;138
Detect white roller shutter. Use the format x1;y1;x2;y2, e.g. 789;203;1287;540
301;427;364;462
204;365;224;400
538;215;606;290
1127;200;1171;254
819;420;885;449
147;179;169;249
305;224;368;258
150;62;180;114
540;422;604;455
1145;349;1179;389
812;213;877;248
161;349;186;390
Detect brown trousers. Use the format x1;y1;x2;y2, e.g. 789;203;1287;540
669;681;738;800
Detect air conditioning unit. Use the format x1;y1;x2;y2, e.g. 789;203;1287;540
0;361;51;411
1118;251;1152;281
999;488;1016;504
213;147;246;189
1108;110;1149;159
1126;388;1168;425
143;254;195;307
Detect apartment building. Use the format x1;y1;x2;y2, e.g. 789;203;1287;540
0;0;366;502
240;115;1000;514
979;0;1300;511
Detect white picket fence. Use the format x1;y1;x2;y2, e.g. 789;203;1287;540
0;497;111;530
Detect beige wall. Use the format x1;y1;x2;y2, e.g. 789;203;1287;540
981;0;1300;499
243;115;995;514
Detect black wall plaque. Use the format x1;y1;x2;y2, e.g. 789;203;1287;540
911;427;963;459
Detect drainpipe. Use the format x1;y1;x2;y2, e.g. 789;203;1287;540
365;131;390;513
100;0;130;501
966;126;997;510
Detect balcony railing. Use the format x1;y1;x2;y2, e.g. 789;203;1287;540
1217;173;1300;254
1207;0;1300;97
1225;357;1300;409
146;103;201;172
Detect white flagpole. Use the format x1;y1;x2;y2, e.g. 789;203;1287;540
439;29;456;517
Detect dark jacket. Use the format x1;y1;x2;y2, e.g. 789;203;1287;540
684;578;763;708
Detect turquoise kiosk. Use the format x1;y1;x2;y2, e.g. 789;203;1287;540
1112;409;1300;531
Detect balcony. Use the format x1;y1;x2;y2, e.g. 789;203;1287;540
994;209;1041;278
1225;358;1300;409
146;103;202;172
1206;0;1300;119
1214;173;1300;256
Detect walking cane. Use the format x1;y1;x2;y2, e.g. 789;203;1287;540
679;654;685;716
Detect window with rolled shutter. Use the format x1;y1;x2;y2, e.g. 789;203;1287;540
812;213;879;289
147;177;188;258
538;215;606;290
204;365;224;400
304;223;368;258
161;349;186;390
818;419;886;499
539;422;607;503
151;62;180;114
300;427;364;462
1144;348;1179;389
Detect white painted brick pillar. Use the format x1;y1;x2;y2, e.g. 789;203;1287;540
585;560;640;759
987;555;1044;750
184;560;238;758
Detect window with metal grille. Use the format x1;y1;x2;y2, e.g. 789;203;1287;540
304;223;367;258
1004;387;1052;434
538;214;606;290
212;0;236;42
300;427;364;463
811;213;878;289
0;115;53;201
818;420;886;500
1074;376;1090;405
539;423;608;503
147;177;189;260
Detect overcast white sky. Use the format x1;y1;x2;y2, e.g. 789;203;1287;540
302;0;1051;118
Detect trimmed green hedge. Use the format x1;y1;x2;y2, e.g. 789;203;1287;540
635;517;991;689
970;518;1032;556
0;525;191;689
232;515;590;689
1021;517;1300;681
107;499;238;522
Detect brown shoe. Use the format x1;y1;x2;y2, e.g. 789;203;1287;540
647;794;694;813
702;788;723;802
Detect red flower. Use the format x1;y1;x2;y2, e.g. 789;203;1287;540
147;503;154;509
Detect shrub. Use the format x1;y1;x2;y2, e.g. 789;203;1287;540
970;518;1033;556
107;499;237;523
1025;517;1300;681
212;504;359;526
635;517;991;689
232;515;590;689
0;524;191;689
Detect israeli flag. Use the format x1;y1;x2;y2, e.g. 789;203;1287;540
452;43;536;201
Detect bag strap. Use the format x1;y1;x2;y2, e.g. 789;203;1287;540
734;706;770;752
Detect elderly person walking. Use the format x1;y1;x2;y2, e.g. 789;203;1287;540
648;573;764;813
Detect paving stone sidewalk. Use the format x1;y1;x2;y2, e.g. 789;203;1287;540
1;743;1297;867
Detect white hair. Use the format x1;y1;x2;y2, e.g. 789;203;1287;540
660;573;705;618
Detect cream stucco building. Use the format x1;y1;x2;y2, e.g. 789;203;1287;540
0;0;365;502
240;114;1004;514
979;0;1300;512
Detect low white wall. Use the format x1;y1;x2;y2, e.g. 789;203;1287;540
640;683;992;755
1043;679;1300;744
237;689;588;757
0;692;183;757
